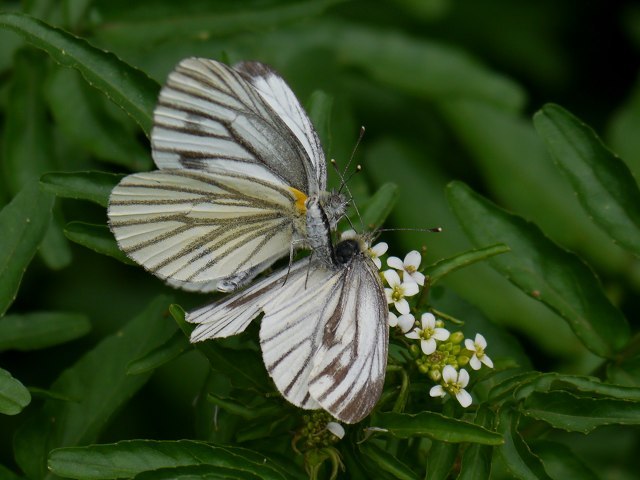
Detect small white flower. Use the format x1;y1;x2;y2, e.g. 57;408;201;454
465;333;493;370
325;421;345;439
429;365;472;408
387;250;425;286
383;270;419;315
389;312;415;333
405;313;449;354
340;229;357;240
367;242;388;269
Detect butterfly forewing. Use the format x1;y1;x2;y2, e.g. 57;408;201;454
152;58;318;195
235;61;326;190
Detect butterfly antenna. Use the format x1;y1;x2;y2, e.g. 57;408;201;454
341;126;365;180
376;227;443;233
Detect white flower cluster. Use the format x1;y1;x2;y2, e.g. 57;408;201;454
365;242;494;409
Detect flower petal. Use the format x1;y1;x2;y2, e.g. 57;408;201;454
442;365;457;383
421;312;436;329
383;269;401;287
421;338;436;355
456;389;473;408
387;256;404;270
340;229;357;240
373;257;382;269
429;385;446;398
481;355;494;369
371;242;388;256
326;422;345;439
464;339;475;351
469;355;481;370
404;250;422;268
410;271;425;286
398;314;415;333
403;282;420;296
405;329;420;340
388;311;398;327
457;368;470;388
433;328;450;341
395;298;410;315
475;333;487;349
385;289;393;304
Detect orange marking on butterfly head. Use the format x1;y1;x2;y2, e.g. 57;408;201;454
289;187;308;215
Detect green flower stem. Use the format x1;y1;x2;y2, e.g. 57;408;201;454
430;308;465;326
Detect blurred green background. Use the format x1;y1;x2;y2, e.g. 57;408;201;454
1;0;640;477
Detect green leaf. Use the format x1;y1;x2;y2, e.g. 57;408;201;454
457;407;495;480
513;372;640;402
534;103;640;257
305;90;333;155
45;67;152;170
64;221;134;265
0;311;90;351
607;352;640;387
426;440;458;480
94;0;344;48
360;182;399;231
334;24;524;110
39;209;73;270
0;367;31;415
0;463;22;480
0;12;159;135
520;390;640;433
439;99;632;278
0;180;54;316
359;441;418;480
170;305;271;393
13;296;175;479
41;171;124;208
495;408;553;480
531;441;599;480
127;330;190;375
446;181;630;358
373;411;503;445
2;48;53;196
48;440;298;480
426;243;510;286
133;465;260;479
207;394;280;421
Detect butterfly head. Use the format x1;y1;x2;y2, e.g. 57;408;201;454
320;191;348;230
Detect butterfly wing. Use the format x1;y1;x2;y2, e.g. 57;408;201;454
152;58;321;195
234;61;326;191
108;167;304;291
308;256;389;424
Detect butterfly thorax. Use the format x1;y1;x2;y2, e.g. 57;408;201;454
305;196;334;265
334;239;360;265
319;191;347;230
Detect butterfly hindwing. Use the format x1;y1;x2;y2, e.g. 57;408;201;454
186;236;389;424
308;258;389;424
108;167;303;291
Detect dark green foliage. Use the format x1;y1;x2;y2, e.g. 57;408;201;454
1;1;640;479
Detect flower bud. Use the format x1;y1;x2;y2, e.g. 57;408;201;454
409;344;420;357
449;331;464;344
451;345;461;355
458;355;470;367
418;363;430;374
428;368;442;382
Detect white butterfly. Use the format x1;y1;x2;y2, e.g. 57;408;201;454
187;232;389;424
108;59;345;292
